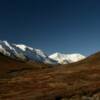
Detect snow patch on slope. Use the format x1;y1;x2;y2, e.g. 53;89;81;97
15;44;33;51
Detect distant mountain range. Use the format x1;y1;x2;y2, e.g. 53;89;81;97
0;40;85;64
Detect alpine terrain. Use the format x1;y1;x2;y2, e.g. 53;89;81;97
0;40;100;100
0;40;85;64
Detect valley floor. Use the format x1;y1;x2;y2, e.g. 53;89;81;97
0;52;100;100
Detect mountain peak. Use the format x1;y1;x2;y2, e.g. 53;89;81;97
49;53;85;64
0;40;57;64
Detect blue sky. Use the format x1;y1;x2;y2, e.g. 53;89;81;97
0;0;100;56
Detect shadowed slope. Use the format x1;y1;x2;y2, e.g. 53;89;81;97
0;53;53;78
0;52;100;100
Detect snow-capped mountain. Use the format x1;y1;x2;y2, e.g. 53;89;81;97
0;40;57;64
0;40;85;64
49;52;85;64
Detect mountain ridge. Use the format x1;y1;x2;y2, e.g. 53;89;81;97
49;52;85;64
0;40;85;64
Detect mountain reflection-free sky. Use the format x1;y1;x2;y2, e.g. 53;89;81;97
0;0;100;56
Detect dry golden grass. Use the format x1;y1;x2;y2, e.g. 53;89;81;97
0;52;100;100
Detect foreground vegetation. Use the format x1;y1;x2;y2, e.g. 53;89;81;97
0;52;100;100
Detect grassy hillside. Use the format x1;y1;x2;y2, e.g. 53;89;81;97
0;52;100;100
